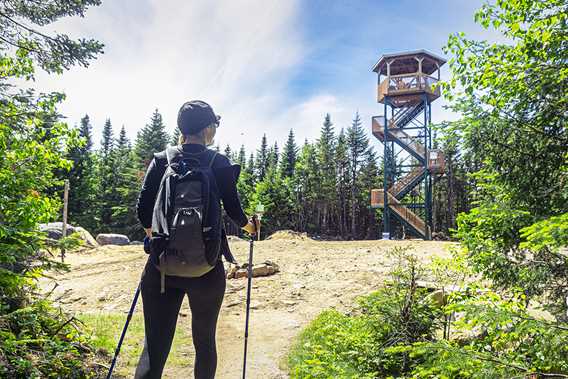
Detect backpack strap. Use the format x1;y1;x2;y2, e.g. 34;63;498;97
165;146;183;166
208;151;218;169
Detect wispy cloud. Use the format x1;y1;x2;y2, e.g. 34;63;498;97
34;0;327;151
32;0;499;154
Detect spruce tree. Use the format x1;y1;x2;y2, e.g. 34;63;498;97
246;153;255;178
224;144;233;161
357;148;381;239
97;119;118;229
237;145;247;168
80;114;93;151
67;115;96;230
267;142;279;171
111;126;140;237
292;142;320;232
101;118;114;159
134;109;169;168
171;127;181;146
316;114;336;233
335;128;351;238
255;134;269;180
346;112;369;238
280;129;298;178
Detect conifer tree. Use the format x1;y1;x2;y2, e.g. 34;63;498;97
255;134;269;181
293;142;320;232
67;115;96;230
357;148;381;239
346;112;369;238
246;153;255;178
224;144;233;161
80;114;93;151
267;142;279;171
171;127;181;146
111;126;140;236
335;128;351;238
251;165;293;235
237;145;247;168
316;114;336;233
280;129;298;178
97;119;118;229
134;109;169;168
101;118;114;159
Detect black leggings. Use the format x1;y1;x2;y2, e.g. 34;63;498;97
134;260;226;379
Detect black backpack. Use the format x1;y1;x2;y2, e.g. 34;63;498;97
150;146;223;292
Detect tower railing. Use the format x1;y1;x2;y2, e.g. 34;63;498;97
377;73;441;103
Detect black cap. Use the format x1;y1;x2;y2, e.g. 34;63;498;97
177;100;220;135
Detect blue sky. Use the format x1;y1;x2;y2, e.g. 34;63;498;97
35;0;498;153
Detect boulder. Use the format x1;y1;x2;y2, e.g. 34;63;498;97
39;223;98;248
74;227;98;248
96;233;130;246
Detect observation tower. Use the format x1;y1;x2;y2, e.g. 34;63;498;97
370;50;446;240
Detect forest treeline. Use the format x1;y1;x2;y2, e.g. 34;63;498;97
65;111;472;240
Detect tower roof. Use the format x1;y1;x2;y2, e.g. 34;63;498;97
372;49;446;76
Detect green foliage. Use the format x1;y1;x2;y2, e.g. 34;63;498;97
111;126;141;238
79;311;194;376
0;1;104;75
67;114;97;231
249;168;295;236
289;248;443;378
0;301;106;378
290;247;568;379
288;309;377;379
95;118;120;229
520;212;568;252
441;0;567;216
442;0;568;319
0;1;106;376
171;127;181;146
280;129;298;178
134;109;169;168
407;288;568;378
255;134;269;181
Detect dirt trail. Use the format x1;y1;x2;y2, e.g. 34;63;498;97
43;238;454;378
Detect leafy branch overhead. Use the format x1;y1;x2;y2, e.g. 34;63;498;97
0;0;103;75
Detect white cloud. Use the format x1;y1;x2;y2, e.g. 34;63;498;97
32;0;318;153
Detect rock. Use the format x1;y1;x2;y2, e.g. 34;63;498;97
74;227;98;248
39;222;98;248
96;233;130;246
228;260;280;279
252;264;271;277
227;235;245;242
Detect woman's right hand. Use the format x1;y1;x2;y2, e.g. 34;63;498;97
242;218;259;234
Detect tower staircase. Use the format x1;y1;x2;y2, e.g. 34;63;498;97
371;110;429;238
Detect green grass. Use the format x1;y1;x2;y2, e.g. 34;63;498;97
79;312;194;377
287;309;377;379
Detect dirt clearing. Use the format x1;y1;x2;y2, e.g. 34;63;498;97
42;238;454;378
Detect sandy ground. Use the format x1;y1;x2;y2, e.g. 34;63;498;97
42;236;455;378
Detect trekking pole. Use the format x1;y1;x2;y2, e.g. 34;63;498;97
242;215;259;379
106;283;141;379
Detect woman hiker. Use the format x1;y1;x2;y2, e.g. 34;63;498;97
134;100;257;378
